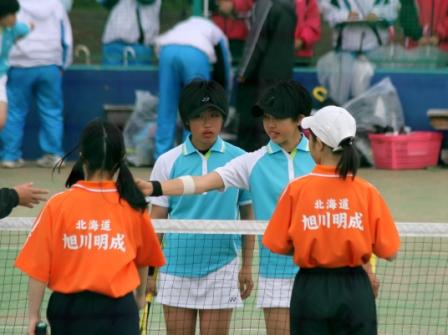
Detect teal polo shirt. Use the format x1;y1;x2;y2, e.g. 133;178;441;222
0;23;30;76
216;137;316;278
150;136;251;277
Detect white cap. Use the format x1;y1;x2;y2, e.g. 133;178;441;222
301;106;356;152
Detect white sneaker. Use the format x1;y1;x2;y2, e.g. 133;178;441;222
36;154;65;168
1;159;25;168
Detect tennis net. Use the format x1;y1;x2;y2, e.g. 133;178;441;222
1;218;447;335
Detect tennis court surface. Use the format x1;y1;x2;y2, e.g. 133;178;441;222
1;166;447;334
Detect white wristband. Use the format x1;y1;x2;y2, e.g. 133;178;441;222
179;176;196;195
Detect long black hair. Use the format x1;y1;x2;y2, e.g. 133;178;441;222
0;0;19;19
335;137;359;180
310;131;359;180
62;119;147;211
252;80;313;121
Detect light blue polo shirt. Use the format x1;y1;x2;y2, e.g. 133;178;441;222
0;23;30;76
150;136;251;277
216;137;316;278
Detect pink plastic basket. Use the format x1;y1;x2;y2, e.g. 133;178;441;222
368;132;443;170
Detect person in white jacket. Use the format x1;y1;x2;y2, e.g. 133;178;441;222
153;17;233;160
316;0;400;104
59;0;73;11
100;0;161;66
0;0;72;169
319;0;400;52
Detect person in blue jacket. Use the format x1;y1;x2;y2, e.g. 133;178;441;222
1;0;72;169
0;0;30;130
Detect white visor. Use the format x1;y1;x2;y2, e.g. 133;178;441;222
301;106;356;151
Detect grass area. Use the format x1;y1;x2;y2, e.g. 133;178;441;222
1;232;447;334
375;237;448;334
357;167;448;223
1;165;447;222
1;165;447;333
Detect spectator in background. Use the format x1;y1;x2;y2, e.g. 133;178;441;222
153;16;232;160
293;0;321;64
99;0;161;66
210;0;254;62
0;183;48;219
0;0;72;169
236;0;297;152
59;0;73;11
0;0;31;130
317;0;399;104
319;0;400;53
399;0;448;52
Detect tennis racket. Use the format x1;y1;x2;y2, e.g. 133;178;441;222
370;254;377;273
139;269;159;335
35;321;48;335
369;255;379;298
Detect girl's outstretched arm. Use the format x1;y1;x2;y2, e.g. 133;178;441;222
136;172;225;197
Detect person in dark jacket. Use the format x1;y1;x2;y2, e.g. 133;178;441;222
0;183;48;219
235;0;297;152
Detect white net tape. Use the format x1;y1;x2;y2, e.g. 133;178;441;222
1;217;448;334
1;217;448;236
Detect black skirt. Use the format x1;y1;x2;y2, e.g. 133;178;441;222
47;291;139;335
290;266;377;335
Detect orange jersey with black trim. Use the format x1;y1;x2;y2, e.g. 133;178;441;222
262;165;400;268
15;181;166;298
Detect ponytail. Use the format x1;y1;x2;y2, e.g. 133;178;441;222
116;161;147;211
60;119;147;212
65;159;85;188
335;138;359;180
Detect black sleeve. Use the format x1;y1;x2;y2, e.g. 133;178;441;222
209;0;219;13
244;0;296;81
243;11;271;80
399;0;423;40
0;188;20;219
100;0;120;10
212;43;227;89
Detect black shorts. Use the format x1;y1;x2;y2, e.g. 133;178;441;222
290;266;377;335
47;291;139;335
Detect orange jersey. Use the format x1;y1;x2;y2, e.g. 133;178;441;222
262;165;400;268
15;181;166;298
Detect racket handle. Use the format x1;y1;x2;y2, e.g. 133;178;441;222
35;321;48;335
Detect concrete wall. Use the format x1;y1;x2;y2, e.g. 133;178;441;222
19;66;448;159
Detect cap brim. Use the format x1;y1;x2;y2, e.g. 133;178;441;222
300;115;314;129
251;104;264;118
251;104;290;118
190;103;225;118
